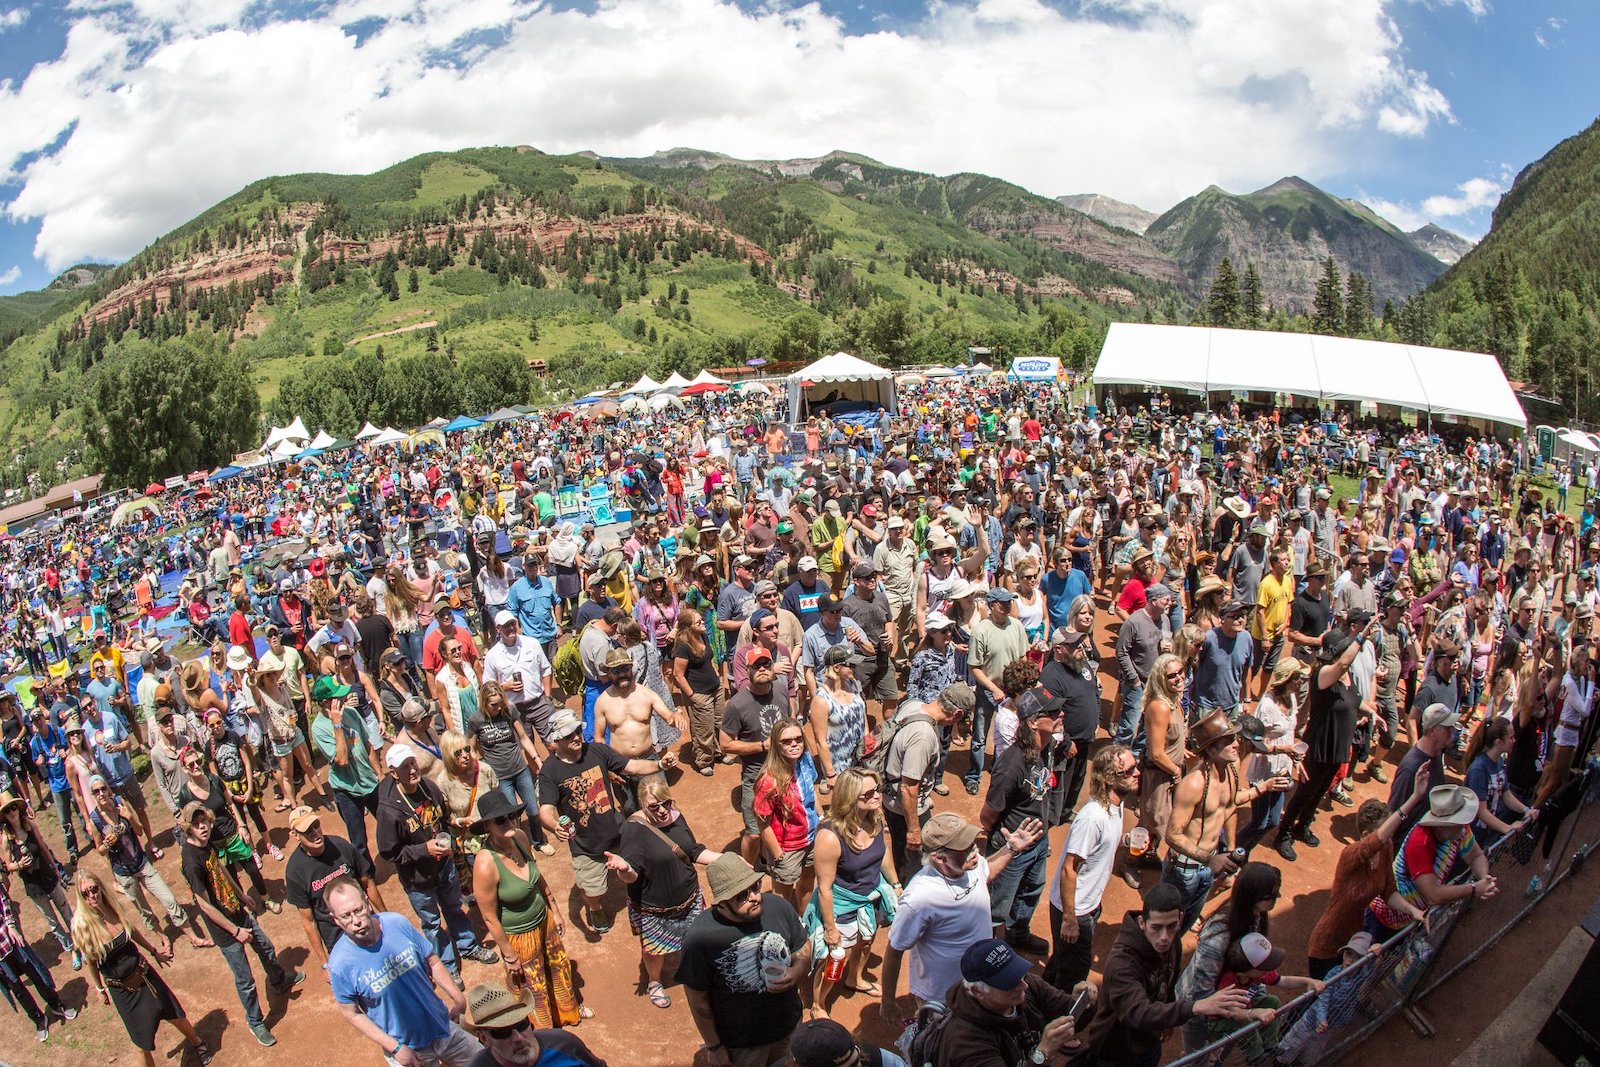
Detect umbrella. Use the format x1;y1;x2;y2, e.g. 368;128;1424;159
648;393;684;411
551;410;575;425
111;497;162;527
897;373;926;386
144;482;165;496
406;429;446;450
680;382;728;396
619;396;650;414
746;357;768;367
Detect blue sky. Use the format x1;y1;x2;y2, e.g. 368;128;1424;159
0;0;1595;295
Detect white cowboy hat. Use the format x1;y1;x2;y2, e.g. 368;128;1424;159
1417;785;1477;829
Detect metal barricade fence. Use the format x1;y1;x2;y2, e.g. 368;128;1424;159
1163;765;1600;1067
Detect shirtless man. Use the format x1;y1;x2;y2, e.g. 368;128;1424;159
594;648;685;764
1162;709;1291;930
389;697;443;780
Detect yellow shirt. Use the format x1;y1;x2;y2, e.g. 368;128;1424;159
1253;571;1293;642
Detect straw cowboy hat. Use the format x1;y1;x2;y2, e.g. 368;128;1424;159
1223;496;1253;520
1418;785;1478;829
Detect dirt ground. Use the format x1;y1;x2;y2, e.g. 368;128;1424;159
0;615;1574;1067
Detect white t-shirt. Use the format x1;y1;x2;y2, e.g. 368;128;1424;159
1048;799;1123;917
889;856;992;1005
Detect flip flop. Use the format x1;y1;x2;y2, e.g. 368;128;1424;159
845;981;882;997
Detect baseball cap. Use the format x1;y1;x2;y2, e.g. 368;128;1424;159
1144;582;1174;601
311;676;353;702
986;587;1016;603
816;593;842;613
1235;932;1287;972
776;520;794;535
546;710;584;740
797;556;819;572
960;938;1033;989
1420;702;1461;733
786;1019;858;1067
939;682;976;713
924;611;955;631
1016;687;1065;720
744;645;774;667
851;561;877;579
384;743;420;769
822;644;864;668
494;609;517;627
886;516;907;530
921;812;978;852
1220;598;1249;617
288;806;321;833
1051;628;1088;647
1342;932;1375;956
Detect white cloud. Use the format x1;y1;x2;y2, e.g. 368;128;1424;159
1363;165;1511;237
0;265;20;285
1421;173;1509;216
1;0;1473;270
0;7;28;31
1535;15;1564;47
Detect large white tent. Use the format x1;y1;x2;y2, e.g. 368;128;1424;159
623;373;663;395
787;352;897;423
656;371;693;393
687;369;729;387
1092;323;1526;430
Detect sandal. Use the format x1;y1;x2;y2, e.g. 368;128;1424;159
274;801;293;813
646;982;671;1009
578;1005;595;1020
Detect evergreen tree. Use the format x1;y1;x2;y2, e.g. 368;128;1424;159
1241;262;1263;328
1206;258;1241;328
1312;256;1345;335
1344;271;1371;336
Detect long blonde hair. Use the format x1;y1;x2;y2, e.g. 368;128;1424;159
438;730;473;783
1141;652;1185;714
70;869;127;966
826;767;884;839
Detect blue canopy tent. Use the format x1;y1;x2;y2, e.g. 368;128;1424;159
443;415;483;432
208;466;243;482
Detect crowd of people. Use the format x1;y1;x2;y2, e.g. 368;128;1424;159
1;371;1597;1067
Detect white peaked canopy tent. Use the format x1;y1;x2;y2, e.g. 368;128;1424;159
269;439;303;461
787;352;897;424
369;426;408;446
656;371;693;393
687;369;729;387
355;422;384;440
1092;323;1527;431
309;430;337;449
623;373;663;395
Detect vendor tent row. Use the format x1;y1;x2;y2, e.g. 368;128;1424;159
1092;323;1527;430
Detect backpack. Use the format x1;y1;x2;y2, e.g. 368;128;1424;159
551;622;593;698
898;1001;953;1067
860;711;934;780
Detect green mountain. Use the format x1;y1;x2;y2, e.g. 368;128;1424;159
1146;176;1447;312
1408;118;1600;422
0;146;1131;490
0;264;114;345
607;149;1188;298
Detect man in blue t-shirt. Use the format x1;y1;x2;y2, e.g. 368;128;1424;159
507;553;561;658
326;878;480;1067
1039;551;1093;636
1192;602;1256;716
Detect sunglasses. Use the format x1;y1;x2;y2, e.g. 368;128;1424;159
778;735;806;746
858;788;881;800
484;1020;531;1041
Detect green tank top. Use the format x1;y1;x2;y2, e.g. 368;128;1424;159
490;842;547;933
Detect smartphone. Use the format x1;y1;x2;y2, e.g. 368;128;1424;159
1067;986;1093;1022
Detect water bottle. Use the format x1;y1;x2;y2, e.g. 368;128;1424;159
824;945;847;982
